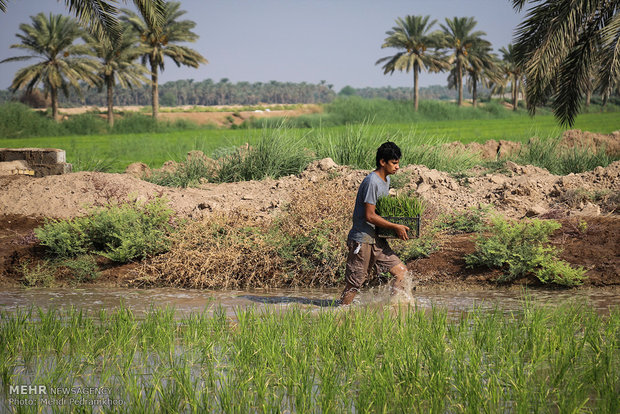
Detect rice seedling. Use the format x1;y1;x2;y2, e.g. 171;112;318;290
0;299;618;413
376;194;425;218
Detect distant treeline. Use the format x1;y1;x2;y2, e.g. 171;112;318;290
0;80;472;107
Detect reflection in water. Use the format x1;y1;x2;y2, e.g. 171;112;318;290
0;286;618;317
239;295;340;307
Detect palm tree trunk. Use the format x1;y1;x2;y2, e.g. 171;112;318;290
106;75;114;128
413;65;419;111
457;61;463;106
585;88;591;108
512;76;519;111
151;62;159;120
51;87;59;122
472;77;478;108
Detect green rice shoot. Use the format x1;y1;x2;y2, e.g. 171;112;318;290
376;194;425;217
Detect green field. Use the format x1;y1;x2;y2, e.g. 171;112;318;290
0;112;617;172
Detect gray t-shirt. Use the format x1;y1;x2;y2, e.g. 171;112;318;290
347;171;390;244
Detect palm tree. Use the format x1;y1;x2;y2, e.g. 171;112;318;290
88;27;149;127
376;15;447;111
447;41;498;107
1;0;164;46
511;0;620;126
122;1;207;119
0;13;100;121
439;17;489;106
499;44;524;111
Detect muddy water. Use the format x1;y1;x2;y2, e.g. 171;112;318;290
0;286;618;317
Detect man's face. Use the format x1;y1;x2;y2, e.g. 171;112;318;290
382;159;400;175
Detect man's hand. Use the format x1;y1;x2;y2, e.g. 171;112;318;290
393;224;410;241
365;203;410;241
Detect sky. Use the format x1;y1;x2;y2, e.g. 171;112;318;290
0;0;525;92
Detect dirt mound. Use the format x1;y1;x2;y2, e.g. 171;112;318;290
442;140;522;159
0;153;618;222
441;130;620;160
560;129;620;155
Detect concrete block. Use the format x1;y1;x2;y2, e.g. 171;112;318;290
0;148;66;164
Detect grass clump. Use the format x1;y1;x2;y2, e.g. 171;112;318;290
465;216;587;286
214;126;313;183
34;197;176;263
516;136;619;175
311;123;384;169
146;152;217;188
145;126;314;187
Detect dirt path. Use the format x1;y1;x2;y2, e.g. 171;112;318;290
50;104;322;127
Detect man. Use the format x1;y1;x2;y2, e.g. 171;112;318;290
340;141;410;305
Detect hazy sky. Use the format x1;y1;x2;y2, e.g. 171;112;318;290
0;0;524;92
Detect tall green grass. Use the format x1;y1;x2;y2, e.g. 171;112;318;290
214;125;313;182
1;301;618;412
517;136;618;175
311;123;483;171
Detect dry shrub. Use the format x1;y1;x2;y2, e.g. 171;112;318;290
135;213;284;289
274;179;355;286
135;180;356;289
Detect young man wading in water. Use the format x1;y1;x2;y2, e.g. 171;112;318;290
340;142;410;305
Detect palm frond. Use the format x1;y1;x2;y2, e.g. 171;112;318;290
64;0;121;44
598;9;620;99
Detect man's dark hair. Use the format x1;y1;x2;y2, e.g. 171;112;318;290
376;141;402;168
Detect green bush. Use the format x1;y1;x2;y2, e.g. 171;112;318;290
111;113;159;134
34;198;176;263
35;219;88;257
61;113;107;135
537;259;586;287
61;255;100;282
465;216;586;286
0;102;60;138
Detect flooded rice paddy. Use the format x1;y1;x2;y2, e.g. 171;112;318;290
0;285;619;317
1;286;619;413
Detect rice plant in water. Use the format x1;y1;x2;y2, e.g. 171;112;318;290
0;301;618;413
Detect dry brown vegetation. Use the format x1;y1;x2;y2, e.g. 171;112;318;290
134;180;354;288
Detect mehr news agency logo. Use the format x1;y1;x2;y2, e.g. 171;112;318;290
8;384;125;407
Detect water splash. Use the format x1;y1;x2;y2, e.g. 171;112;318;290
389;270;417;305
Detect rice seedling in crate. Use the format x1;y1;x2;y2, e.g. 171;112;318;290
375;194;424;239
